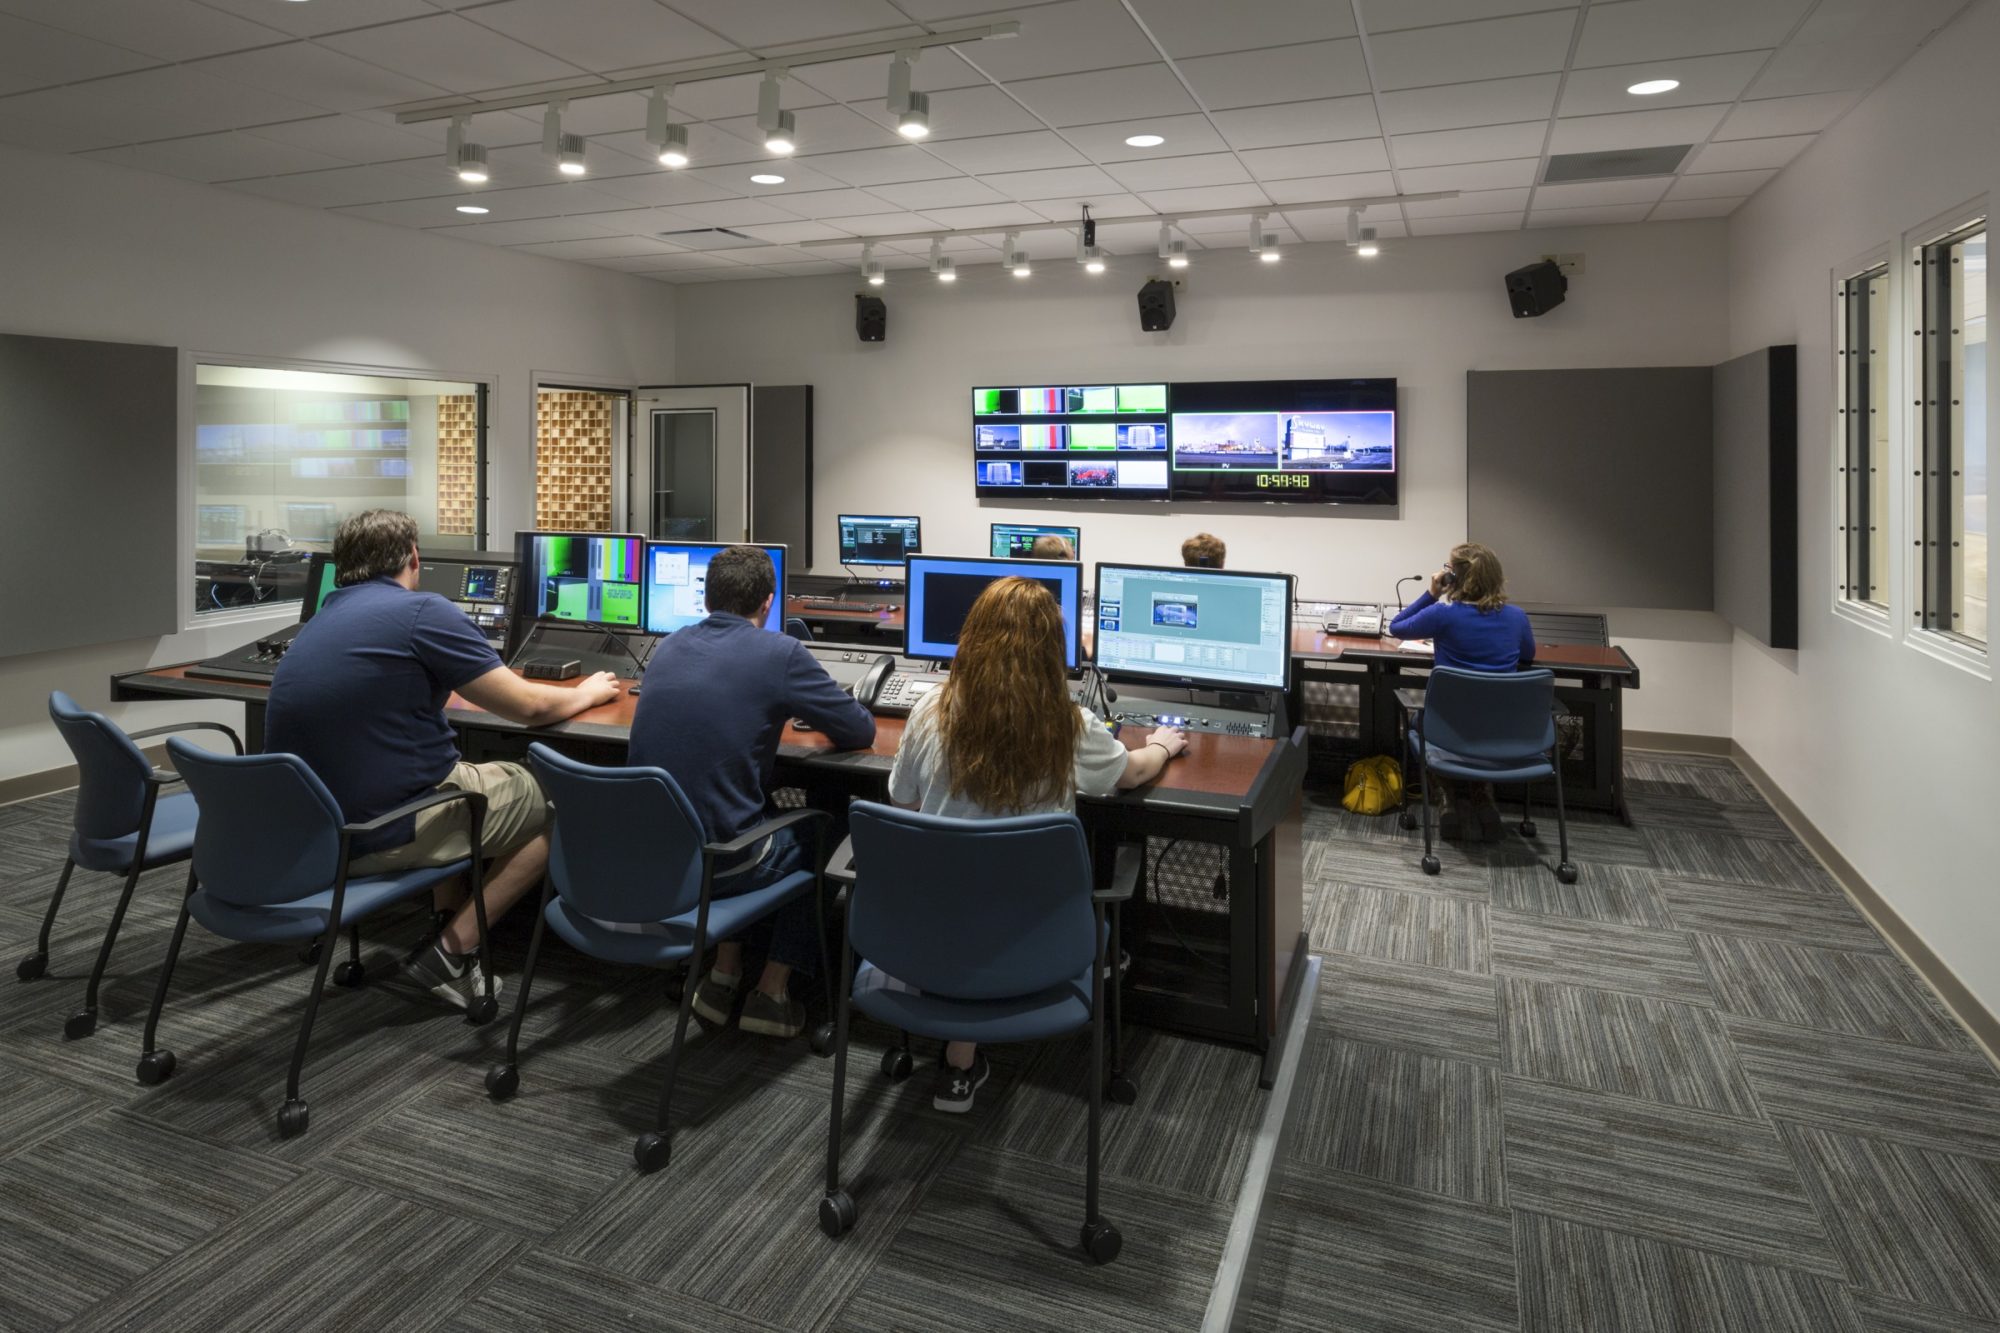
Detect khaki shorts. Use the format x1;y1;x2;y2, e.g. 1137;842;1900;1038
349;761;549;875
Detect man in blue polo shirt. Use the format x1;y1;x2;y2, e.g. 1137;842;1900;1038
629;545;875;1040
266;510;621;1008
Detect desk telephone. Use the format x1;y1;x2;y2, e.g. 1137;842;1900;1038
851;654;941;718
1327;604;1384;637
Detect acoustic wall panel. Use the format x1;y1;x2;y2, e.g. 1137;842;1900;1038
752;384;813;568
0;333;177;659
1467;367;1715;610
1713;345;1798;649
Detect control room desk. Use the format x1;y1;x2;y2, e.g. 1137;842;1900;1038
111;662;1309;1084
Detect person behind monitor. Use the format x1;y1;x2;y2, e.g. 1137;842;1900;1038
886;576;1188;1112
628;545;875;1041
1387;542;1537;841
265;509;622;1010
1181;533;1226;568
1029;534;1074;560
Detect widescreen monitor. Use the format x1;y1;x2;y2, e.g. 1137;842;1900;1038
1092;563;1293;690
643;541;787;636
989;523;1081;563
1168;378;1397;505
838;514;922;566
972;383;1171;500
284;502;337;541
904;554;1082;668
514;531;645;627
298;553;339;623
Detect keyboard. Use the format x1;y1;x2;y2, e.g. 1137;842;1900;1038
798;598;890;613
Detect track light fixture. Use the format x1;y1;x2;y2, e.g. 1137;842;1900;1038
543;101;587;176
1158;221;1189;269
1249;213;1279;262
1004;231;1030;276
1356;231;1379;258
646;85;689;167
446;115;487;183
1083;245;1106;274
1346;207;1362;246
758;71;796;154
930;238;955;281
898;90;931;139
862;242;885;285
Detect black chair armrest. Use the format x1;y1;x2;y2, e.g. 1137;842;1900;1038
146;768;188;789
1093;842;1143;904
343;787;487;836
129;720;245;754
825;835;857;887
1392;687;1427;716
704;806;834;859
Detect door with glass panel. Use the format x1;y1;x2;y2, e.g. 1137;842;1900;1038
631;384;750;542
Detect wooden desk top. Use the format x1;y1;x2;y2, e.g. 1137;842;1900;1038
1289;627;1638;680
787;596;904;629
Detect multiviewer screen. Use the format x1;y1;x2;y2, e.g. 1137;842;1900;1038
643;541;787;636
989;523;1081;562
1093;564;1292;690
838;514;922;566
904;555;1082;668
519;532;644;627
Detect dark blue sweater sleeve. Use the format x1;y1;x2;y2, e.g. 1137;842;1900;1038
1388;591;1449;640
1517;609;1537;667
785;642;877;750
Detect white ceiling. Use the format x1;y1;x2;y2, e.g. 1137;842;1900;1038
0;0;1973;283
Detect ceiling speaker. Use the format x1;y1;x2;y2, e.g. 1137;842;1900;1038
854;294;886;342
1505;260;1567;318
1137;278;1176;332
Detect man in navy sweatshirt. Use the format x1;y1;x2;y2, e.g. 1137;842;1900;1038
627;545;875;1039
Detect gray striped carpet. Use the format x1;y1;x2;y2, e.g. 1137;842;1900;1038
1250;751;2000;1333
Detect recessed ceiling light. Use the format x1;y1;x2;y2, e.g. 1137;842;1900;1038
455;205;489;214
1626;78;1680;95
749;172;785;185
1124;133;1165;147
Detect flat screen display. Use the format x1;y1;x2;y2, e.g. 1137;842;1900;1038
837;514;922;566
1169;378;1397;505
904;554;1082;668
643;541;787;635
515;531;645;627
989;523;1081;562
1093;563;1293;690
972;383;1171;499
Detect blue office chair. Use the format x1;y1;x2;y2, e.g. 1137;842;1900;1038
784;616;814;642
23;692;241;1042
1407;667;1575;883
137;740;498;1138
818;802;1135;1266
485;743;834;1174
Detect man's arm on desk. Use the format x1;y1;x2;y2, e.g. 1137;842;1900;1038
458;666;621;727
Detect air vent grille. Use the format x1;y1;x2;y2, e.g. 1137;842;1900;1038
1542;145;1693;184
657;227;760;251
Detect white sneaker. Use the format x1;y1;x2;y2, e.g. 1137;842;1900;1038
392;941;504;1011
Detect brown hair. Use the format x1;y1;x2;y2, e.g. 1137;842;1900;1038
1028;534;1073;560
333;509;417;586
1181;532;1226;568
936;576;1082;813
703;545;776;617
1447;542;1508;613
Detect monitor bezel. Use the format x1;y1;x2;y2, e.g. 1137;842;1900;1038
641;539;790;636
1089;560;1296;692
511;529;649;632
903;553;1084;669
297;552;337;624
836;513;923;567
987;521;1083;564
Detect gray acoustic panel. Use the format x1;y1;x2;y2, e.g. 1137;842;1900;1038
752;384;813;568
0;333;177;658
1713;346;1799;649
1467;368;1714;610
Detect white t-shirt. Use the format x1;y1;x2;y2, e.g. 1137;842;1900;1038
887;690;1128;818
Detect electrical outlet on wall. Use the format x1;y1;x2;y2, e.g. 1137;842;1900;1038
1540;252;1584;275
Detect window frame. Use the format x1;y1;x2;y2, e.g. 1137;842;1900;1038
1836;255;1892;622
1912;208;1989;660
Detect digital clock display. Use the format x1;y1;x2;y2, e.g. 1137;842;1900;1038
1254;472;1313;489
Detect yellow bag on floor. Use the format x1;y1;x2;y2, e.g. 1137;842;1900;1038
1341;755;1404;816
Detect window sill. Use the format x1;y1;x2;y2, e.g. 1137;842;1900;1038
1906;626;1992;680
184;601;300;637
1832;600;1893;637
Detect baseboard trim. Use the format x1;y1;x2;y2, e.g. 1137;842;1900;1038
0;745;170;809
1730;740;2000;1068
1627;730;1733;757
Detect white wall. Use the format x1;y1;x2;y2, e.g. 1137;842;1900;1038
1727;1;2000;1018
674;222;1736;735
0;144;676;781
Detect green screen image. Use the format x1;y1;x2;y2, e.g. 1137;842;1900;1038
1069;422;1116;449
599;581;641;625
1117;384;1168;413
973;388;1007;414
311;562;337;614
553;579;591;621
1076;386;1117;412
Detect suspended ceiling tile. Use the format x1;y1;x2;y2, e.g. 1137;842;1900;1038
1024;193;1147;221
1259;170;1397;203
1377;73;1559;135
1010;62;1199;128
508;234;683;258
468;0;739;72
1712;91;1857;139
801;143;961;186
196;43;450;115
0;0;284;62
1686;133;1814;173
821;209;941;234
197;0;438;39
1392;120;1547;168
431;177;640;217
764;186;906;217
1178;41;1370;111
1573;0;1813;66
1061;113;1231;162
1130;0;1356;57
665;197;815;226
1546;103;1729;153
0;84;158;153
241;114;443;165
1648;196;1742;219
1212;96;1381;151
1360;0;1577;33
734;218;869;243
1239;139;1392;181
319;14;584;94
586;169;744;207
1401;186;1533;217
1526;202;1653;226
953;0;1158;82
986;163;1124;200
1662;167;1778;199
1408;210;1525;235
889;0;1075;20
341;196;618;230
916;201;1050;228
714;103;907;155
1558;49;1770;118
793;46;985;104
1531;176;1672;207
917;130;1088;175
1367;10;1577;91
1104;151;1251;192
1397;157;1541;190
652;0;912;47
82;131;353;183
866;176;1010;209
848;83;1048;141
223;161;466;209
1136;181;1274;211
1748;0;1964;98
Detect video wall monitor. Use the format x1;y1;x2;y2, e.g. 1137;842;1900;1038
904;554;1082;668
837;514;922;566
972;383;1172;499
643;541;787;636
990;523;1081;563
514;531;645;627
197;504;244;544
1169;378;1398;505
1092;563;1294;691
284;501;337;541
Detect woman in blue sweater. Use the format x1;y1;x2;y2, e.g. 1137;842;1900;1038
1389;543;1535;839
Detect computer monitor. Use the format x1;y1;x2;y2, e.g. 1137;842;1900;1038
417;557;516;645
837;514;922;566
904;554;1082;668
284;502;337;542
989;522;1081;563
643;541;787;636
514;531;645;628
1092;563;1294;691
297;553;339;623
198;504;243;544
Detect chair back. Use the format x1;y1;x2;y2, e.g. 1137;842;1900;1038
1421;667;1556;760
48;691;156;841
527;742;707;925
783;617;814;642
168;740;344;905
847;801;1095;1001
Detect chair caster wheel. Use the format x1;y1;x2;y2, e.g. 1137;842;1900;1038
1398;812;1415;830
808;1022;833;1057
819;1189;857;1238
1081;1219;1123;1265
16;952;47;981
298;940;321;966
880;1048;914;1080
278;1099;310;1138
466;995;498;1026
63;1009;97;1040
1556;862;1578;885
484;1064;518;1100
1420;855;1440;876
136;1050;176;1085
1519;822;1538;839
334;960;366;988
634;1131;671;1173
1107;1074;1138;1105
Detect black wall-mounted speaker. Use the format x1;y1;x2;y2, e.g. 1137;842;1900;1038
1505;260;1568;318
1137;278;1176;332
854;294;886;342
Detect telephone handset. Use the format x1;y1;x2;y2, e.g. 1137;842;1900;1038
852;654;897;709
852;654;935;718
